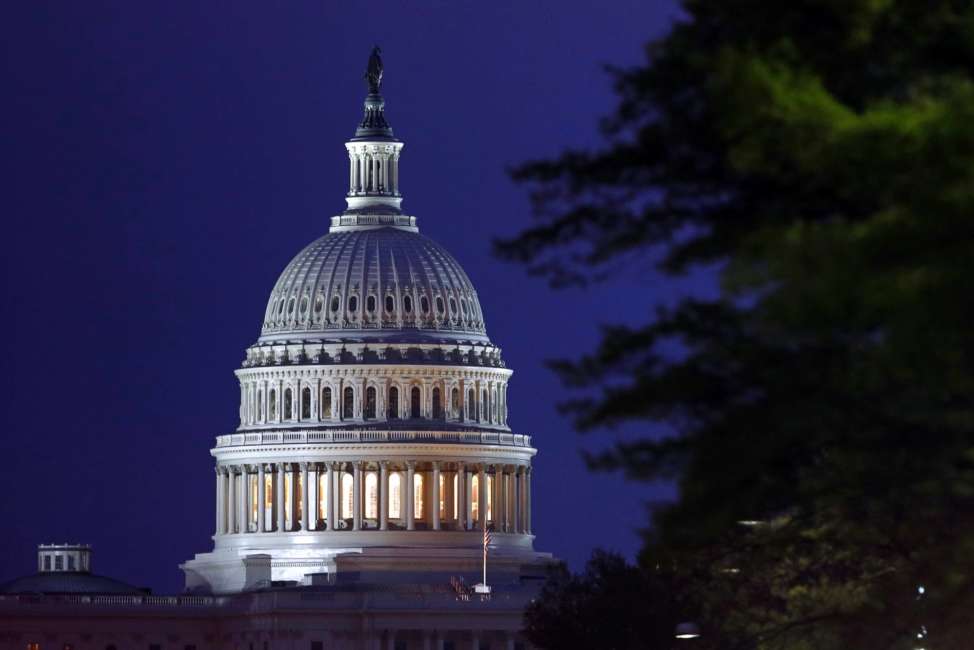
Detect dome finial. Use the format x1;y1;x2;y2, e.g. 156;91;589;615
365;45;383;94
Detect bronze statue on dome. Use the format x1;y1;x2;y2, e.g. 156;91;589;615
365;46;383;94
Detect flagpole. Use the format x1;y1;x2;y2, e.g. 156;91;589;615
482;523;487;586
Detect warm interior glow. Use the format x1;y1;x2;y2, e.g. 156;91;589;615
439;473;446;519
414;473;424;519
389;473;401;519
318;472;327;523
486;475;493;522
365;472;378;519
472;475;480;521
341;473;354;519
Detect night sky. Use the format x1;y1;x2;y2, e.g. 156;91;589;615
0;1;695;594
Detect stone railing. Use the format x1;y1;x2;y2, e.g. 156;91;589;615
215;430;532;449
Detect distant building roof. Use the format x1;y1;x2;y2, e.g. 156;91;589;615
0;572;145;595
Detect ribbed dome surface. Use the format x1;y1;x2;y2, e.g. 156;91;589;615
259;227;488;343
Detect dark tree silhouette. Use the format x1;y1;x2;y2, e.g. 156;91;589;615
499;2;974;647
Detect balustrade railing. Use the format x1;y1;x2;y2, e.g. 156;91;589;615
215;430;532;448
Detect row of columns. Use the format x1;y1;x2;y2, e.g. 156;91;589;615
216;461;532;537
240;377;508;427
349;151;400;195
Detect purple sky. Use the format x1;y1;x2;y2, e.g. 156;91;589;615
0;1;694;593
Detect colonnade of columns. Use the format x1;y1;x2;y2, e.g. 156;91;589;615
215;461;532;538
348;148;400;196
240;376;509;429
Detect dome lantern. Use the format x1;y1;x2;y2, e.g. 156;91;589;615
338;46;411;228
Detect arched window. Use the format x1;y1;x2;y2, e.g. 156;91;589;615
367;295;376;313
269;389;278;420
348;295;358;313
389;473;402;519
284;388;293;420
365;472;378;519
414;473;424;519
449;297;457;314
432;387;442;419
482;389;488;421
287;297;295;314
341;473;354;520
436;296;445;315
364;386;376;419
330;296;340;312
468;388;475;420
343;387;354;419
388;386;399;419
321;387;332;419
299;296;308;314
451;387;460;419
420;296;430;314
403;295;412;313
318;471;328;526
301;387;311;420
471;474;480;522
410;386;421;418
257;390;264;421
314;295;324;313
385;295;394;313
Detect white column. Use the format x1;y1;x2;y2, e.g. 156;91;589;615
353;463;362;531
513;467;522;534
431;462;441;531
276;463;286;532
491;465;502;528
526;466;533;534
326;463;336;529
227;466;236;534
257;464;266;533
379;462;389;531
302;463;311;531
406;462;416;531
243;466;252;532
500;467;509;532
215;466;224;535
478;466;487;530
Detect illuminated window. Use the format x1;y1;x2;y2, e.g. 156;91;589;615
321;387;332;419
439;473;446;519
364;386;376;419
453;473;459;520
472;474;480;521
318;472;328;524
365;473;378;519
301;387;311;419
284;388;293;420
284;471;293;529
388;386;399;419
265;473;274;529
432;387;442;419
341;473;354;519
296;472;303;524
343;387;354;419
414;473;424;519
27;643;40;650
269;389;277;420
486;475;493;522
410;386;421;418
389;473;402;519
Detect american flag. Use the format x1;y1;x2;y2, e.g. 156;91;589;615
483;524;493;552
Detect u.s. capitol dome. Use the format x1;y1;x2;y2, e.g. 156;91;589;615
181;52;548;595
